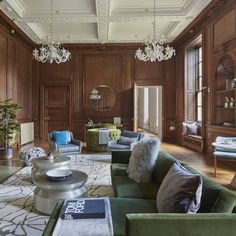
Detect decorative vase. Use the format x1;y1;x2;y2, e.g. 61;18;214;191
0;147;13;159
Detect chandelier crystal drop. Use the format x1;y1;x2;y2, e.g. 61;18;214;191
32;0;71;64
135;0;175;62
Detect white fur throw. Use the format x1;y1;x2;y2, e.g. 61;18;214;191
127;137;160;183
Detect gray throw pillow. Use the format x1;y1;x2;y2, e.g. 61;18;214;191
117;136;138;145
127;138;160;183
186;122;199;135
156;162;202;213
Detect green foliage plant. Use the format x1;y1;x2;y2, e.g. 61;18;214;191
0;99;22;149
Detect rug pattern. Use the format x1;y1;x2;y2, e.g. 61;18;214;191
0;154;113;236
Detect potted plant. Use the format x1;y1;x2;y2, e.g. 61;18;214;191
0;99;22;159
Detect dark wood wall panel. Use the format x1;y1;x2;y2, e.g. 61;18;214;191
0;31;33;124
0;33;7;100
84;54;122;117
173;0;236;152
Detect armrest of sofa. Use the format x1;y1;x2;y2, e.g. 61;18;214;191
112;151;132;164
126;213;236;236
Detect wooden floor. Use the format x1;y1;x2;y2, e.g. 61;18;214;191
1;139;236;193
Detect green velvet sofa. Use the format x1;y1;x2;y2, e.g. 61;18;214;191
110;150;236;236
43;150;236;236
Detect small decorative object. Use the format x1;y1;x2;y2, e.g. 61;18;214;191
46;169;72;181
46;152;54;160
114;117;121;125
0;99;22;159
168;119;176;131
226;79;231;90
229;97;235;108
88;119;93;125
224;97;229;108
231;79;236;89
19;147;46;167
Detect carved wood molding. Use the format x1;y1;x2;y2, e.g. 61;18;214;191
173;0;235;47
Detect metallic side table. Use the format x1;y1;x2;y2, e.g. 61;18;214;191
34;170;88;215
31;156;71;182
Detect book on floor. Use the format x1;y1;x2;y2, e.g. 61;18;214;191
61;199;106;220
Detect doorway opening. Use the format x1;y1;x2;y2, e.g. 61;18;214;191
134;85;162;140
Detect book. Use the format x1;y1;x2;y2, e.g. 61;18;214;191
61;199;106;220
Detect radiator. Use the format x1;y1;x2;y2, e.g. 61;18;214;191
20;122;34;145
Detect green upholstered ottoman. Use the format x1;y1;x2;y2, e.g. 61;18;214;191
86;128;121;152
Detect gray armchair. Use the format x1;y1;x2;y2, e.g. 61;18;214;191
48;131;82;155
107;130;144;152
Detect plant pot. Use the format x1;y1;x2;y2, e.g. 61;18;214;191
170;126;176;131
0;147;13;159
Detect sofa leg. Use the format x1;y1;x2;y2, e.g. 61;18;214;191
214;155;217;177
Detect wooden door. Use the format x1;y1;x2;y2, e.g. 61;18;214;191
42;85;70;139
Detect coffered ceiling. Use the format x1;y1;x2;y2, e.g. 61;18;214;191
0;0;212;44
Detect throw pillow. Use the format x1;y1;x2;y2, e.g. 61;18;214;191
156;162;202;213
186;122;199;135
127;137;160;183
52;131;71;145
117;136;138;145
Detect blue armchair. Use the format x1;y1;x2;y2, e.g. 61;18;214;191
48;131;82;155
107;130;144;152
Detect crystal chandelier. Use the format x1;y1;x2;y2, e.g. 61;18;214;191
32;0;71;64
135;0;175;62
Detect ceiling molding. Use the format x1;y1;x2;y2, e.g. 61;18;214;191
0;0;213;44
96;0;109;43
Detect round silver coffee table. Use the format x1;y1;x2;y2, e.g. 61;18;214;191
31;156;71;181
34;170;88;215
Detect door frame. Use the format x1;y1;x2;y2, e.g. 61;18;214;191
133;84;163;140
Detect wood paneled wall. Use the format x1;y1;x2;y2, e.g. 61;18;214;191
173;0;236;153
0;16;33;124
34;46;176;141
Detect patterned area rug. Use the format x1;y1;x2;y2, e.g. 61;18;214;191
0;154;113;236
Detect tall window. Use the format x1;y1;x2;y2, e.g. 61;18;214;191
196;46;202;122
185;37;203;123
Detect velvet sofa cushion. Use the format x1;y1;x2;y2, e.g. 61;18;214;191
112;175;158;199
110;198;157;236
156;162;203;213
52;131;71;145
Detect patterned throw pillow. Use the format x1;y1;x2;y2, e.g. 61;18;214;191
156;162;202;213
117;136;138;145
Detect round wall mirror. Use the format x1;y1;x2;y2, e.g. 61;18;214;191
89;85;115;111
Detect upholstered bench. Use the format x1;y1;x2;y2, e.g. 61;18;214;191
86;128;121;152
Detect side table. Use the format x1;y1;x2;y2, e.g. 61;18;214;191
34;170;88;215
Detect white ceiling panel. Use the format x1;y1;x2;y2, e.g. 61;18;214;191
0;0;212;44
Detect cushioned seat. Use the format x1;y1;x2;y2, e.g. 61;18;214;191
112;175;158;199
110;198;157;236
111;163;129;176
86;128;121;152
